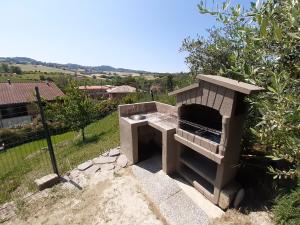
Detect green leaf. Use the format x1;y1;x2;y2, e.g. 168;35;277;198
222;0;230;10
287;32;300;40
260;18;268;37
267;86;277;94
273;24;282;41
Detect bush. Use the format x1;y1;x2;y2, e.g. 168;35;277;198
0;120;67;149
96;99;119;119
182;0;300;180
273;179;300;225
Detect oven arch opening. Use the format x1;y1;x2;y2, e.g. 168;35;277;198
178;104;222;143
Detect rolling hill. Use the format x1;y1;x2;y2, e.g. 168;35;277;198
0;57;149;74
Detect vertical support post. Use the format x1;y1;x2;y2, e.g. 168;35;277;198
35;87;59;175
150;90;154;101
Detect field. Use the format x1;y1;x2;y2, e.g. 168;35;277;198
0;73;69;83
13;64;74;74
0;112;119;204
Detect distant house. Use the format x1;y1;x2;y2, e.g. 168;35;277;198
107;85;136;99
0;81;64;128
78;85;113;99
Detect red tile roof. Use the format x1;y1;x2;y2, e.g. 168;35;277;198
0;82;64;106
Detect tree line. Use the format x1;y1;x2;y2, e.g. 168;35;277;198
0;63;22;75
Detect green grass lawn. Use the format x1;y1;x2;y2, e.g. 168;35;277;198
0;112;119;204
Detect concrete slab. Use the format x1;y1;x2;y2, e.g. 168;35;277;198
139;171;181;204
93;156;117;164
174;176;224;219
77;160;93;171
116;154;128;168
34;173;60;191
132;156;210;225
109;148;120;157
159;191;209;225
84;164;101;175
131;156;162;179
101;163;115;171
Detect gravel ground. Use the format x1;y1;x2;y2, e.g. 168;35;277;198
0;148;274;225
1;149;163;225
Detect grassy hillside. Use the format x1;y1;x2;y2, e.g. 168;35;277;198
14;64;74;74
0;73;66;82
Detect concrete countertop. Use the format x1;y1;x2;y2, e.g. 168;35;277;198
121;112;177;131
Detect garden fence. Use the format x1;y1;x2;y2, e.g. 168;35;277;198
0;87;58;204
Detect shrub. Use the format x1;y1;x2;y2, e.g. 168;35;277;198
182;0;300;180
273;179;300;225
0;120;67;149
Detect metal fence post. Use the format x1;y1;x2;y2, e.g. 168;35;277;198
35;87;59;175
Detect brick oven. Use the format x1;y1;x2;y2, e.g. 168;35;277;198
118;75;263;209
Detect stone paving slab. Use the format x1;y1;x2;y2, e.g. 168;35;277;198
160;191;208;225
93;156;117;164
77;160;93;171
132;156;209;225
101;163;115;171
109;148;120;157
138;171;181;204
116;154;128;168
34;173;60;191
132;156;162;179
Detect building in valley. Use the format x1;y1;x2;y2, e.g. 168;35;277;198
78;85;112;99
0;81;64;128
107;85;136;99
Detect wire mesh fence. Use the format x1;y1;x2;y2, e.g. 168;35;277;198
0;87;156;204
0;89;55;204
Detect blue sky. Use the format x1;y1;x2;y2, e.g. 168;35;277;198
0;0;250;72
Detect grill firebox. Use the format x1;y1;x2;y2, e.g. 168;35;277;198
179;104;222;143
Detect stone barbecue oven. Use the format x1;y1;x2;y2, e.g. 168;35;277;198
118;75;263;209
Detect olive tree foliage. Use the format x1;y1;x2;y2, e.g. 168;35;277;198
47;81;97;142
182;0;300;179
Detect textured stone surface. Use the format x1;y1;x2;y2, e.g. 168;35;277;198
84;165;101;174
101;151;109;156
132;156;162;179
117;154;128;168
160;191;209;225
35;173;60;191
109;148;120;157
77;160;93;171
101;163;115;171
93;156;116;164
139;171;181;204
218;183;239;210
132;156;209;225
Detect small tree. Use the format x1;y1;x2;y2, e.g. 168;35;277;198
166;74;174;92
11;66;22;75
48;81;96;142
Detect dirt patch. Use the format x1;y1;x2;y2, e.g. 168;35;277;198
2;168;163;225
209;209;274;225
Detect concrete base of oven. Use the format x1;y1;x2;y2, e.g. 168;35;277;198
119;101;241;209
119;102;179;175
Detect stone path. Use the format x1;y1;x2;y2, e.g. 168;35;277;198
132;155;210;225
61;147;127;189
